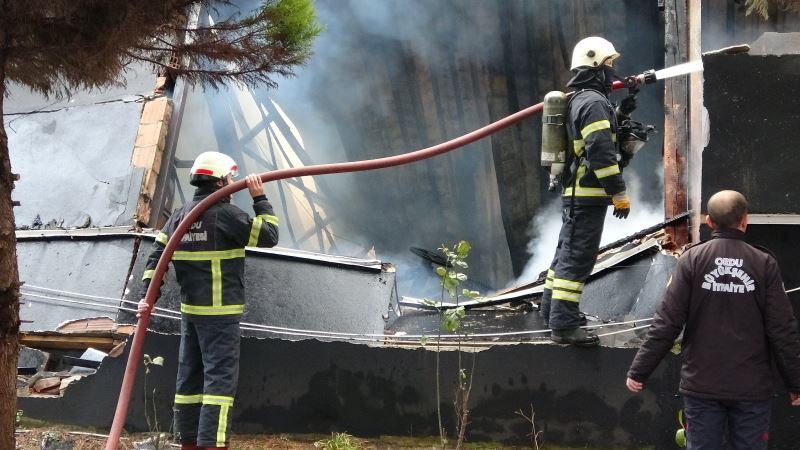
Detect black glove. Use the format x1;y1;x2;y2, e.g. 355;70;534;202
619;154;631;169
618;94;637;117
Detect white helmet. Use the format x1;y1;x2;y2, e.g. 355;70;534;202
570;37;619;71
189;151;238;186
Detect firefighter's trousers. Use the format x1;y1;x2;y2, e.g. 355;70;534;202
540;204;607;330
174;319;240;447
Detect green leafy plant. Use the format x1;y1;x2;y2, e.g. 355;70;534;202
142;354;165;440
424;240;481;450
675;409;687;447
314;432;362;450
14;411;22;427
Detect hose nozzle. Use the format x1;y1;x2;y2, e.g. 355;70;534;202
624;69;657;91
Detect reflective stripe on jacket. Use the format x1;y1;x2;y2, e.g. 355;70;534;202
563;89;626;205
143;191;279;320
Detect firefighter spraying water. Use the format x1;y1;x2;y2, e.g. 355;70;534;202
537;36;701;347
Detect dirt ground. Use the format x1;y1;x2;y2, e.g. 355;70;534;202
16;420;650;449
14;427;634;450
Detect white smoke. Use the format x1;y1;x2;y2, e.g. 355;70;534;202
514;171;664;286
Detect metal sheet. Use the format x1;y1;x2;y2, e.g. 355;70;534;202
7;100;144;228
579;253;655;323
121;236;395;338
17;237;135;331
4;62;155;114
629;253;678;320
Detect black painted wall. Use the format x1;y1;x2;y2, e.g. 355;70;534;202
702;52;800;214
20;331;800;448
21;333;686;448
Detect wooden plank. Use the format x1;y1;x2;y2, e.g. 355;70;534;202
688;0;703;242
20;334;117;351
663;0;690;247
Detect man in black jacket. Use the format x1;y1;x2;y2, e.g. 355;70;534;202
540;36;637;347
137;151;279;450
627;190;800;449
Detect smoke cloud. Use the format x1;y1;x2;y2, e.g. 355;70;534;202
515;171;665;287
175;0;666;299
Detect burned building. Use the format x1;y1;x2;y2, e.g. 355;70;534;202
7;1;800;448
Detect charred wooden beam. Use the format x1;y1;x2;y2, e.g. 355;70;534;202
663;0;690;247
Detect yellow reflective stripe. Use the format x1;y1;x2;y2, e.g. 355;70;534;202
203;394;234;406
180;303;245;315
573;139;585;156
247;214;279;247
563;186;610;197
612;133;617;142
581;119;611;138
142;269;155;281
155;232;168;246
544;269;555;289
211;260;222;307
552;289;582;302
595;164;621;179
247;216;263;247
172;249;245;261
174;394;203;404
552;278;584;292
217;404;230;446
262;214;279;226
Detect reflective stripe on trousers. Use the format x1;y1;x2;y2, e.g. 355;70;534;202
174;320;240;447
540;204;607;330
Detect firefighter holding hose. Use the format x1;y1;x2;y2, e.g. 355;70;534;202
137;152;279;450
539;37;645;347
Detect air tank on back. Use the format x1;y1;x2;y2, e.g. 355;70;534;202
541;91;568;191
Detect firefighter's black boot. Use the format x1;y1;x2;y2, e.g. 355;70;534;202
551;327;599;347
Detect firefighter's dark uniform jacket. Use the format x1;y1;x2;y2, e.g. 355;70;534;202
563;77;626;205
628;228;800;401
143;187;279;321
142;185;278;447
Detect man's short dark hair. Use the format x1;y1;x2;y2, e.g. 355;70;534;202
707;190;748;229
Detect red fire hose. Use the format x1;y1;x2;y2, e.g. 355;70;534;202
104;80;628;449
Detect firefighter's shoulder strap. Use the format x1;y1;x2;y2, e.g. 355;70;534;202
561;89;593;192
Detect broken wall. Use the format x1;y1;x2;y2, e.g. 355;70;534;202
19;331;688;448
